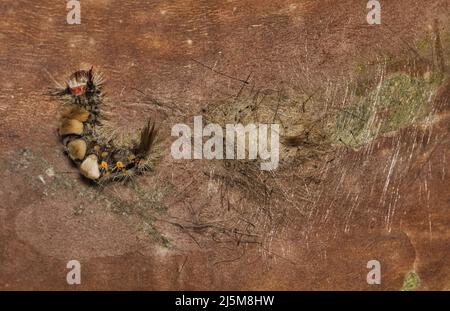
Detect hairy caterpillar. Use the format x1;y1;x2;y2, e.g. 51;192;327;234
53;67;158;183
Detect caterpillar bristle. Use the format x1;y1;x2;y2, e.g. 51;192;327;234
98;170;135;185
54;67;157;184
137;119;158;159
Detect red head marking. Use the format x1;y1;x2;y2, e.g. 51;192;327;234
70;85;87;96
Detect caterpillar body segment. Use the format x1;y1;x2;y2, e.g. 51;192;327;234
54;68;158;183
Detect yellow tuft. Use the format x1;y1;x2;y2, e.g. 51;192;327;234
61;105;90;122
67;139;87;161
59;119;84;136
116;161;125;168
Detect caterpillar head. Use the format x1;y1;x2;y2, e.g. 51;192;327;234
67;67;102;96
55;67;104;105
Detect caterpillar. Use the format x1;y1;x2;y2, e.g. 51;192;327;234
53;67;158;184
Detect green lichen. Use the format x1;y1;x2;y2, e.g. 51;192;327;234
332;73;438;147
402;271;421;291
142;221;172;249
